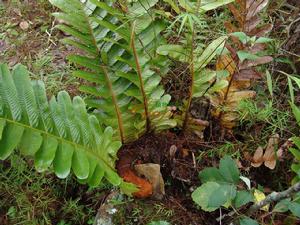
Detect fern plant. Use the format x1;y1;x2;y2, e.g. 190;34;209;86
156;1;232;135
49;0;175;143
0;63;135;193
211;0;273;131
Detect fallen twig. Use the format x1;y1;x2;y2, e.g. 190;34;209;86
217;182;300;222
247;182;300;214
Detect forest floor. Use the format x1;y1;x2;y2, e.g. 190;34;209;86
1;0;300;225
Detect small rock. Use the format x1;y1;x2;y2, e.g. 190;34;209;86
134;163;165;200
19;21;29;30
93;191;121;225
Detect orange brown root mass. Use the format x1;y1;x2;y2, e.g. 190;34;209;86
117;151;153;198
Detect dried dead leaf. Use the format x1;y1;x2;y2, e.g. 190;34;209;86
251;146;264;167
13;8;22;16
227;4;243;27
169;145;177;160
264;158;276;170
240;56;273;70
263;134;279;169
235;159;243;169
216;55;236;75
246;0;269;21
236;69;262;80
250;134;280;170
181;148;190;158
244;151;252;161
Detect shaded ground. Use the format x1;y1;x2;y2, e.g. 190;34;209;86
0;0;80;96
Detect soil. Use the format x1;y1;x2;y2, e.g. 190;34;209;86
117;132;218;225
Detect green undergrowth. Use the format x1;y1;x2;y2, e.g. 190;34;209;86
112;198;174;225
0;154;111;225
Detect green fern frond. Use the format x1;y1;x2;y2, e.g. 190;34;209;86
0;63;136;193
49;0;175;143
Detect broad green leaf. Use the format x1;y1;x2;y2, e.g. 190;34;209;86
192;181;236;212
199;167;225;183
193;69;216;97
234;191;253;208
192;182;221;212
208;183;236;209
105;167;122;186
256;37;273;44
133;14;152;34
156;44;189;62
0;119;6;140
231;32;248;44
289;76;300;90
128;0;158;15
12;64;39;128
0;64;22;121
291;104;300;128
19;129;43;156
195;36;227;70
292;136;300;150
273;198;291;213
209;80;228;93
239;217;259;225
219;156;240;184
120;181;140;196
32;80;53;132
237;51;259;62
178;0;194;12
178;0;234;12
34;136;58;172
88;164;105;187
216;70;230;78
289;202;300;218
72;148;90;179
0;123;24;160
200;0;234;11
291;163;300;177
290;146;300;161
53;142;74;179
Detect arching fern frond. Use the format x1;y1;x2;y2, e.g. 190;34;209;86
49;0;175;143
0;63;135;193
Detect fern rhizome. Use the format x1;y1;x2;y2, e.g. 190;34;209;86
0;0;273;198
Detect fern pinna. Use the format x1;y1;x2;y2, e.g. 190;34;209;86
50;0;175;143
0;64;135;194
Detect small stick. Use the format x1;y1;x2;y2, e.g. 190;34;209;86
247;182;300;214
216;182;300;222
